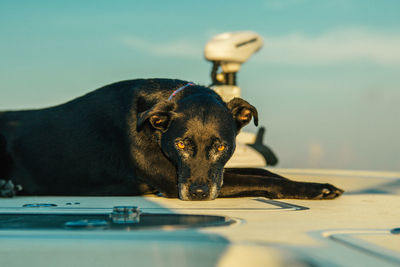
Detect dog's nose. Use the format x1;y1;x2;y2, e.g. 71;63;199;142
189;184;209;199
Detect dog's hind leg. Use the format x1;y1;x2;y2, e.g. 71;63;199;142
219;168;343;200
0;134;21;197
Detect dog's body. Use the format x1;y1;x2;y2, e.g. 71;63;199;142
0;79;343;200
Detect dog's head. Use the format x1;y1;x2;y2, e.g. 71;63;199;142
137;91;258;200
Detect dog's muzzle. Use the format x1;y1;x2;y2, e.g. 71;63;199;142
178;183;218;201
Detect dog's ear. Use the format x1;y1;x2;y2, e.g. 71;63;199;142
137;101;177;132
227;98;258;131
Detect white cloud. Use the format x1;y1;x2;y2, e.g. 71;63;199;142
120;35;202;58
259;28;400;65
121;28;400;65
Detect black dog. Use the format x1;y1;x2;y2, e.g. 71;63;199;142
0;79;343;200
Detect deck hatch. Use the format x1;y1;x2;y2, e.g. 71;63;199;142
0;213;234;230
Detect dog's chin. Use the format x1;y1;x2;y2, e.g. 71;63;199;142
178;183;219;201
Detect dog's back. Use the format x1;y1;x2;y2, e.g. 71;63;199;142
1;81;139;194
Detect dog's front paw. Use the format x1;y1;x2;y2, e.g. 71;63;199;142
310;183;344;200
0;180;22;197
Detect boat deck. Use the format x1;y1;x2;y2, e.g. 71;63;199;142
0;168;399;267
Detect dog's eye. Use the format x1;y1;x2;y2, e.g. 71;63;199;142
217;145;225;152
177;141;185;149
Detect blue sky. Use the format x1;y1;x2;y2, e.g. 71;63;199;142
1;0;399;171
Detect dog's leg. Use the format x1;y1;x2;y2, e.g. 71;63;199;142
224;168;291;180
0;180;22;197
0;134;21;197
219;168;343;199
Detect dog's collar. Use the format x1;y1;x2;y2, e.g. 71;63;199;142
168;82;195;101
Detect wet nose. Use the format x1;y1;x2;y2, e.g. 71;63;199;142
189;184;210;199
